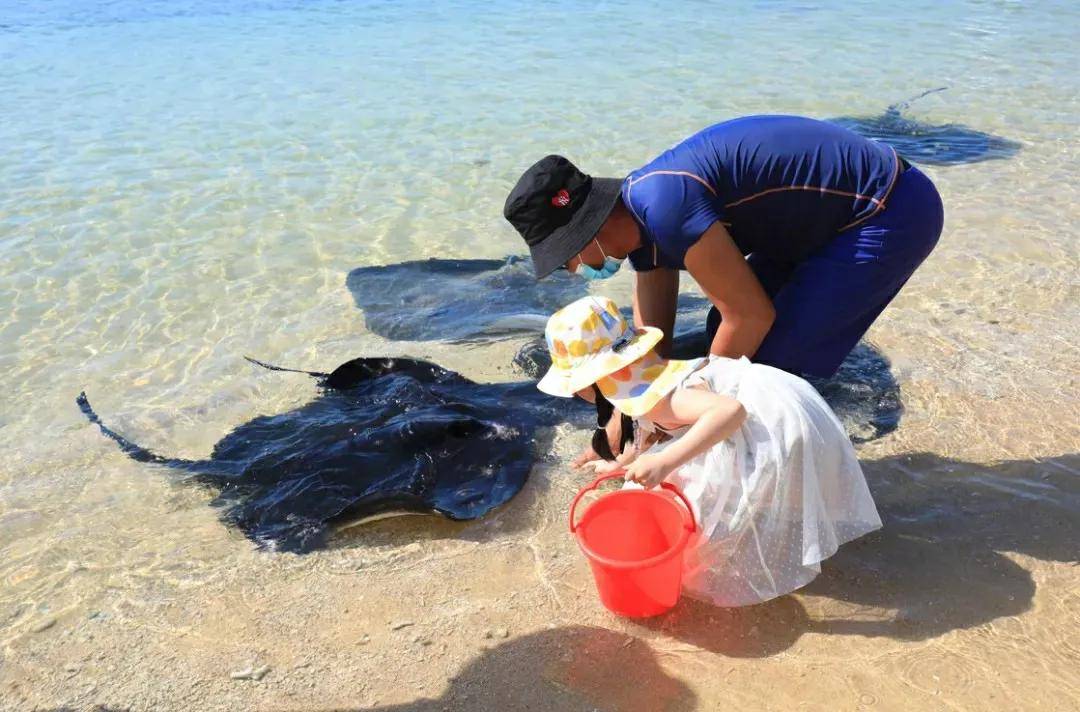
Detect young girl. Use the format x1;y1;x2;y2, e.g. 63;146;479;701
539;296;882;607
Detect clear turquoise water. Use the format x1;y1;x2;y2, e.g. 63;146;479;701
1;0;1078;627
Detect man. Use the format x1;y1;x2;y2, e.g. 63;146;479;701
504;115;944;379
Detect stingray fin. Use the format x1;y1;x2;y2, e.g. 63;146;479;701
889;86;949;114
244;356;329;379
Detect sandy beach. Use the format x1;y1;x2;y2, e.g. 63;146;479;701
4;431;1079;710
3;235;1077;709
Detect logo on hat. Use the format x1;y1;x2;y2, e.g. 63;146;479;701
550;189;571;208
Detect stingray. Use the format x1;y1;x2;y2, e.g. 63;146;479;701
828;87;1021;166
348;253;709;360
76;356;583;553
346;256;588;342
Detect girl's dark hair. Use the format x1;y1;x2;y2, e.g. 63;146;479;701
591;384;634;461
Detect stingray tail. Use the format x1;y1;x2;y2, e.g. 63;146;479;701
889;86;949;114
244;356;328;379
76;391;204;473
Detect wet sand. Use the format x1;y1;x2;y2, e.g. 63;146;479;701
3;270;1078;711
3;158;1080;708
3;448;1077;711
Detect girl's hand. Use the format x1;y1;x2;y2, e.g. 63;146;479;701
623;453;672;489
571;445;601;470
585;459;622;476
587;443;641;476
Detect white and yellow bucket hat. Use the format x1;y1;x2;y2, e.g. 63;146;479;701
538;296;702;417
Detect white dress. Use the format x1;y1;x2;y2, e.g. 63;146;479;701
632;356;882;607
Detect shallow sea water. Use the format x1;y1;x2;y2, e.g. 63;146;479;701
1;1;1078;710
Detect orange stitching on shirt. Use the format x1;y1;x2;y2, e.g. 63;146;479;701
724;146;902;231
621;178;652;266
838;146;902;231
628;170;718;196
724;184;884;209
625;171;722;268
624;178;646;226
626;147;901;246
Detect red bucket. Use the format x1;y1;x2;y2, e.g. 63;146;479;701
570;473;696;617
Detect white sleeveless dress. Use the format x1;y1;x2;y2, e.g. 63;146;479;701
631;356;881;607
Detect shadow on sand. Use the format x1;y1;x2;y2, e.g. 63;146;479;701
631;452;1078;656
331;453;1076;668
359;625;697;711
318;454;1076;709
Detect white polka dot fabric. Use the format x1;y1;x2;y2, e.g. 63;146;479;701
631;355;883;607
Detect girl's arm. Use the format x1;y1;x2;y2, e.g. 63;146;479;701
623;388;746;488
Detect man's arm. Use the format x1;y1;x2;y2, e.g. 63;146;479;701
632;267;679;357
684;222;775;359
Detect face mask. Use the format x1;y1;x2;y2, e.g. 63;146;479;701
574;239;624;281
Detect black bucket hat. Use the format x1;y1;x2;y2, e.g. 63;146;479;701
503;155;622;278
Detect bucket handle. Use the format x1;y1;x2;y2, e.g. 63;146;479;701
569;472;696;534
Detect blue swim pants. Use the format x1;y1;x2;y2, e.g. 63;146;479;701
706;165;944;378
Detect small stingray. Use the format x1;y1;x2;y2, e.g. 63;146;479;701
346;253;709;370
829;87;1021;166
77;357;582;553
346;256;587;342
